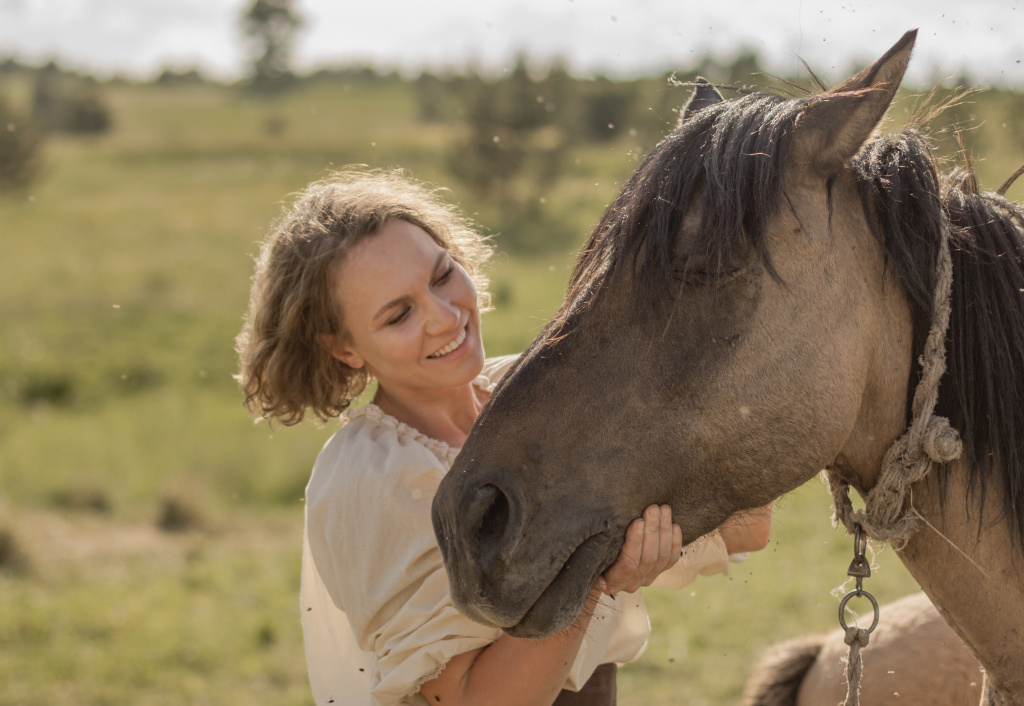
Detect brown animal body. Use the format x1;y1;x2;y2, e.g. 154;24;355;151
743;592;982;705
432;31;1024;703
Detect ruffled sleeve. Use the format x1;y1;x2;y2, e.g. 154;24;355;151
303;414;501;706
651;531;731;590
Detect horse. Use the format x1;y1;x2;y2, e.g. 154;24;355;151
742;592;983;705
431;30;1024;703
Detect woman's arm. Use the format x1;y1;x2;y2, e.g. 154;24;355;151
718;503;773;554
420;504;681;706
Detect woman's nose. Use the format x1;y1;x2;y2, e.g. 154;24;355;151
424;294;460;335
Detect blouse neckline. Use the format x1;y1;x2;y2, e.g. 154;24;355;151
344;371;499;466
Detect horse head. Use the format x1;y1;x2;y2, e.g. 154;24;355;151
432;32;921;638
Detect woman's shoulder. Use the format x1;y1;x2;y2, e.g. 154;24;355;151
477;353;521;391
315;405;452;481
307;406;450;504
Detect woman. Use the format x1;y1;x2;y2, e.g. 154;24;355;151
236;168;772;706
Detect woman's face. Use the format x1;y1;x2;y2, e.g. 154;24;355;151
328;219;485;398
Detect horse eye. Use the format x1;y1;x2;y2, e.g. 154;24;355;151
674;266;745;287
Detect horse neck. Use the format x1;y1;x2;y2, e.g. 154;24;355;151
898;464;1024;700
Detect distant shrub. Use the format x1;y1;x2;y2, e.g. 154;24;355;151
18;371;76;407
157;490;209;533
447;61;571;216
264;114;287;136
32;66;113;134
156;68;207;85
580;80;638;143
0;525;31;576
256;621;277;647
0;95;42;192
50;483;112;515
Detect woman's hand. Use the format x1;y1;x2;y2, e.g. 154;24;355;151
595;504;683;595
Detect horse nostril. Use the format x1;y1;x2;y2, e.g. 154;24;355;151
466;482;523;574
476;484;510;544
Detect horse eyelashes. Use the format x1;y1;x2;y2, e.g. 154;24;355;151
674;266;746;287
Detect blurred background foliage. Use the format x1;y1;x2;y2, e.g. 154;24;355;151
0;3;1020;701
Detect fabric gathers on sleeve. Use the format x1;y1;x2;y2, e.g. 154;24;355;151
651;531;731;590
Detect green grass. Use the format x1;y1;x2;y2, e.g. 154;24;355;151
0;70;1015;704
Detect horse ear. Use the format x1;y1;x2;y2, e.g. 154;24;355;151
790;29;917;177
678;77;724;127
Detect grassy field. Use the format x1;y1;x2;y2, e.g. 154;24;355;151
0;68;1020;704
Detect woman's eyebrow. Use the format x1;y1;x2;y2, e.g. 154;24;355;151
371;252;447;322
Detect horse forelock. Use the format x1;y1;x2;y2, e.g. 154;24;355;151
548;91;805;343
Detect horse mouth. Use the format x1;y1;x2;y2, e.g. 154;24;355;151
502;532;615;639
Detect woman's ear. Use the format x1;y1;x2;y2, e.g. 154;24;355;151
317;333;365;369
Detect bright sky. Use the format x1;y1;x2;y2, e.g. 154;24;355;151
1;0;1022;86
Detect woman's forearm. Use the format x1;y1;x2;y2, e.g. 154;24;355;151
420;504;682;706
420;590;599;706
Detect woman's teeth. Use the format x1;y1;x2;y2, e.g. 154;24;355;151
428;327;467;358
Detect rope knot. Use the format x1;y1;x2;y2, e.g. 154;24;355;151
844;626;870;649
842;626;871;706
920;416;963;463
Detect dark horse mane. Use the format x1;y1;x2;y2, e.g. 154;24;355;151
555;90;1024;549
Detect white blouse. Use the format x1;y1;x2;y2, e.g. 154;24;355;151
300;355;733;705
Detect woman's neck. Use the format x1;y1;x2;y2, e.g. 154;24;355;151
373;382;486;448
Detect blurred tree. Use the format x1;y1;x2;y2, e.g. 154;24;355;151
240;0;304;91
445;58;587;252
155;67;207;85
0;95;42;192
579;77;638;143
32;62;112;134
727;50;762;87
448;59;570;212
414;72;448;122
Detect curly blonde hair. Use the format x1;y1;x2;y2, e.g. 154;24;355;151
236;168;492;425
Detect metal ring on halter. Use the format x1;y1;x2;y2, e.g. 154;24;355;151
838;589;880;634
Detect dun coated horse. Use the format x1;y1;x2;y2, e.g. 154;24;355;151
742;592;983;705
432;31;1024;703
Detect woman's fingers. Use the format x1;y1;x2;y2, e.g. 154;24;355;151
655;505;674;579
668;523;683;570
598;504;682;594
597;515;642;594
639;505;666;585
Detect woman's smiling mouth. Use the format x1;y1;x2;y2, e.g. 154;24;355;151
427;325;468;359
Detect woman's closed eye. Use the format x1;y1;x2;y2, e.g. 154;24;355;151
382;263;455;326
385;306;411;326
433;264;455;286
